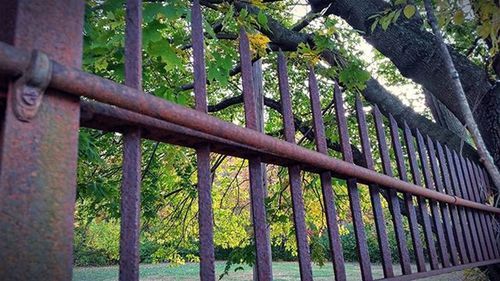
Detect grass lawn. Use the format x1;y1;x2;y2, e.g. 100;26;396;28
74;262;463;281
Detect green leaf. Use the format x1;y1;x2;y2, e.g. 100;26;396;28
403;4;416;19
371;18;379;32
203;18;217;39
257;11;270;31
149;41;182;69
380;16;391;30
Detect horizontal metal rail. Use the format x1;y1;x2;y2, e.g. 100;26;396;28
0;40;498;215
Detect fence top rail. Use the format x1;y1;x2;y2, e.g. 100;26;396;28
0;40;498;215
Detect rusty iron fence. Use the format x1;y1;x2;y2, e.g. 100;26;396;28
0;0;499;280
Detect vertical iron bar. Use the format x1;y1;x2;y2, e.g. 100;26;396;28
277;51;312;281
355;96;395;278
463;158;488;261
334;85;372;281
373;106;411;275
452;151;479;262
402;123;439;269
308;68;346;281
120;1;143;280
388;115;426;272
239;28;272;281
425;137;455;266
192;1;215;279
0;0;84;280
415;130;449;267
436;142;467;264
446;147;474;263
470;162;494;260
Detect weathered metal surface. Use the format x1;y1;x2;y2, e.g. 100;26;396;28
277;51;312;281
426;137;456;266
119;1;143;280
402;123;439;269
1;42;499;216
446;147;475;262
192;1;216;280
355;96;394;278
373;106;411;275
12;50;52;122
0;1;84;280
308;68;346;281
416;130;449;267
334;85;372;281
239;28;273;281
387;115;425;272
436;142;468;264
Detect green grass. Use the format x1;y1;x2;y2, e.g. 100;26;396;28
74;262;463;281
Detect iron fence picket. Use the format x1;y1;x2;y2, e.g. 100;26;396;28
277;51;313;281
120;1;143;280
239;28;273;281
308;68;347;281
192;1;216;279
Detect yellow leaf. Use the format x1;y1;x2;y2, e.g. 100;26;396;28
403;4;416;19
247;33;271;57
453;10;465;24
250;0;266;9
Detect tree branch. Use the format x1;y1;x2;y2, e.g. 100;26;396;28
423;0;500;189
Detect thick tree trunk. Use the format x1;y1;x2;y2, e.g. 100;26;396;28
310;0;500;169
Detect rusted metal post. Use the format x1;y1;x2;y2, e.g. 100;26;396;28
0;0;84;280
119;1;143;280
277;51;312;281
192;1;216;280
239;28;272;281
308;68;346;281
